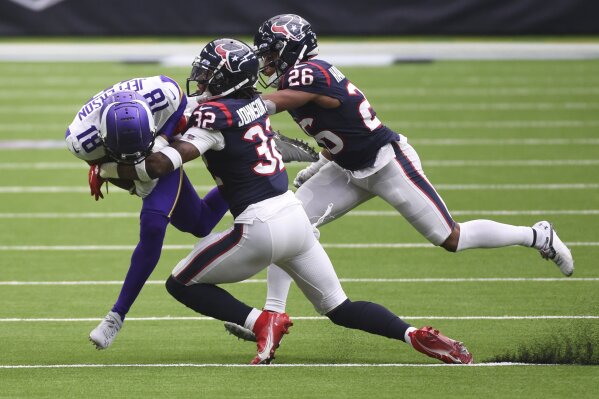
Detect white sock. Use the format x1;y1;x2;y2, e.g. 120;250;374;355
243;308;262;331
404;327;417;347
456;220;534;252
264;265;293;313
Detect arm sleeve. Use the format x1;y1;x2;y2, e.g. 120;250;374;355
179;127;225;154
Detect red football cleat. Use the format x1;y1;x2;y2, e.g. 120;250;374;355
409;326;473;365
250;311;293;365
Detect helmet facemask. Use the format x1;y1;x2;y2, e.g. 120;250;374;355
187;39;259;103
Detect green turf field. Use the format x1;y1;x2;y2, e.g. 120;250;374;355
0;57;598;398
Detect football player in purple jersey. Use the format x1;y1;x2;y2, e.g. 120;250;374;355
220;13;575;343
92;38;473;365
66;77;230;350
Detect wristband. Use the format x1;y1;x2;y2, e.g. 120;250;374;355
159;146;183;170
264;99;277;115
134;160;152;182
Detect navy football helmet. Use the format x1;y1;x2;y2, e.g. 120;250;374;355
254;14;318;87
186;38;259;100
98;91;156;164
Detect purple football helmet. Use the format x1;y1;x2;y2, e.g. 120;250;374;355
99;91;157;164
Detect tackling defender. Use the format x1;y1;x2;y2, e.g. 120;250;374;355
66;76;229;349
92;38;473;365
223;13;575;341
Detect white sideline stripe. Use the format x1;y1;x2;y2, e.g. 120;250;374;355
0;242;597;251
1;209;598;219
1;316;597;323
2;159;598;170
0;363;561;369
1;183;598;194
1;278;597;286
1;138;599;150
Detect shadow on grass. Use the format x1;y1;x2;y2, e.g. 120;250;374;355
487;323;599;365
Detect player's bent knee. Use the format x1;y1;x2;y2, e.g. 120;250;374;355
440;224;460;252
165;275;186;300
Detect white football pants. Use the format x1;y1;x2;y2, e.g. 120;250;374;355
297;139;454;245
171;192;348;315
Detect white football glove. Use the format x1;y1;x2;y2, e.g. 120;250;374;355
131;179;158;198
293;153;330;188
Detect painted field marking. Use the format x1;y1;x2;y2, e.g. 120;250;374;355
0;242;597;251
1;183;598;194
2;137;599;150
1;277;598;286
0;362;562;369
1;315;597;323
6;119;598;133
2;159;598;170
0;209;597;219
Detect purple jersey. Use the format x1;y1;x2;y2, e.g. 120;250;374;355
190;95;288;218
279;59;399;171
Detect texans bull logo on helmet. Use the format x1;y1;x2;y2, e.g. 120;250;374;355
270;14;307;41
214;42;255;74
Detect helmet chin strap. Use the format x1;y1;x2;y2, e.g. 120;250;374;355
265;43;309;88
196;78;251;103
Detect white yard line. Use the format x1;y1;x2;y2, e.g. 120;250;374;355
0;362;562;369
0;242;596;251
1;278;597;286
1;315;597;323
3;101;599;114
2;138;599;150
3;119;597;132
1;183;597;194
378;102;599;111
0;209;597;219
2;159;598;169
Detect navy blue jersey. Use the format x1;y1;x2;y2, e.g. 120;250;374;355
190;95;288;218
279;59;399;171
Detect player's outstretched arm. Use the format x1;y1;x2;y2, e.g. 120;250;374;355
98;140;201;182
263;89;340;113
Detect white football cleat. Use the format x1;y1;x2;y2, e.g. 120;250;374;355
533;221;574;277
224;321;257;342
89;311;123;350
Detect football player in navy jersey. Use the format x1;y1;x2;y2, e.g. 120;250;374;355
66;78;229;350
92;38;473;365
241;14;575;330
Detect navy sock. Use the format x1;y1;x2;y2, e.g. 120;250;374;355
111;212;169;320
165;276;252;326
326;299;411;342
